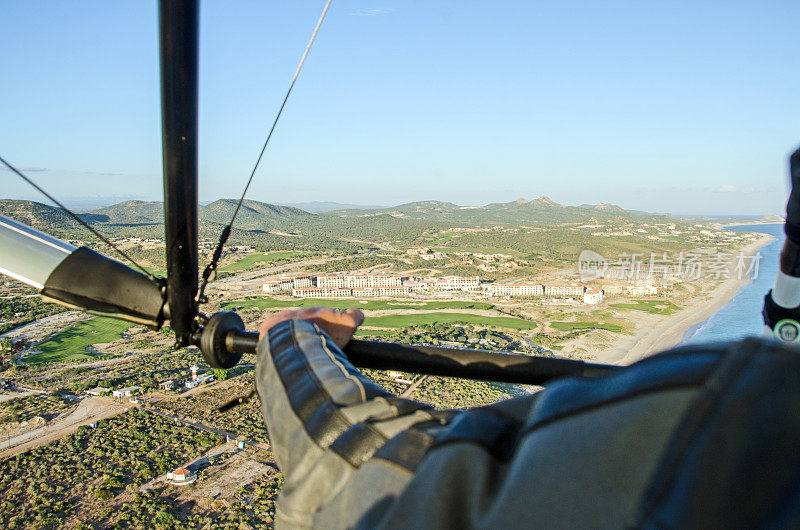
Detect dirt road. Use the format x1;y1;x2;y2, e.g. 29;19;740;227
0;396;128;458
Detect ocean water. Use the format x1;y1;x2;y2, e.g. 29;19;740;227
682;224;784;344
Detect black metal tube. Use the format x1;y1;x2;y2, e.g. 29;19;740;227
784;148;800;245
224;330;618;386
225;329;261;355
159;0;199;346
344;339;617;385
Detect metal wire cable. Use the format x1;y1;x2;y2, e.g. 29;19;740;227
1;155;156;280
197;0;333;303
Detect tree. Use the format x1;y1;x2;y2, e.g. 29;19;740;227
213;368;228;381
95;488;114;500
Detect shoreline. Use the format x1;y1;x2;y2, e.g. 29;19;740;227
720;219;784;228
589;234;774;366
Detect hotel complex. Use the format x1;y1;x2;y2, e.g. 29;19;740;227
487;282;544;297
317;274;404;289
263;273;609;304
262;274;312;293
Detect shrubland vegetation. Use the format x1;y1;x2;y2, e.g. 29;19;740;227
362;367;517;409
357;322;541;352
0;409;223;528
310;255;409;273
0;392;75;425
153;373;269;445
0;296;68;335
100;470;284;528
413;377;517;408
436;228;692;262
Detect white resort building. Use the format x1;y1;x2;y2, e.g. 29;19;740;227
544;284;586;297
262;274;314;293
292;287;352;298
342;274;403;288
265;270;616;305
488;282;544;297
316;275;346;289
583;288;605;305
351;286;411;297
427;276;481;291
284;274;313;288
262;279;295;293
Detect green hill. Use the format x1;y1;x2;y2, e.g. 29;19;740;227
0;199;81;232
0;196;697;259
7;196;677;238
199;199;314;230
329;196;673;225
88;200;164;224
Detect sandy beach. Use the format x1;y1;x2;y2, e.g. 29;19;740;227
587;234;774;366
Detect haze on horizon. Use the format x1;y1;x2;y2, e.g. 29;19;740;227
2;1;798;217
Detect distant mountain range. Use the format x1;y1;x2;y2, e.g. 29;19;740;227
332;196;671;225
279;201;386;213
74;199;312;229
0;199;82;231
89;200;165;224
0;196;678;232
1;197;781;243
201;199;313;229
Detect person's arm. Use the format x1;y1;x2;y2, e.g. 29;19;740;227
255;307;723;529
255;307;445;528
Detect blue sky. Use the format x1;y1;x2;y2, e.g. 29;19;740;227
1;1;798;215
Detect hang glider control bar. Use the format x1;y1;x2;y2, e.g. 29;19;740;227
195;311;618;385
